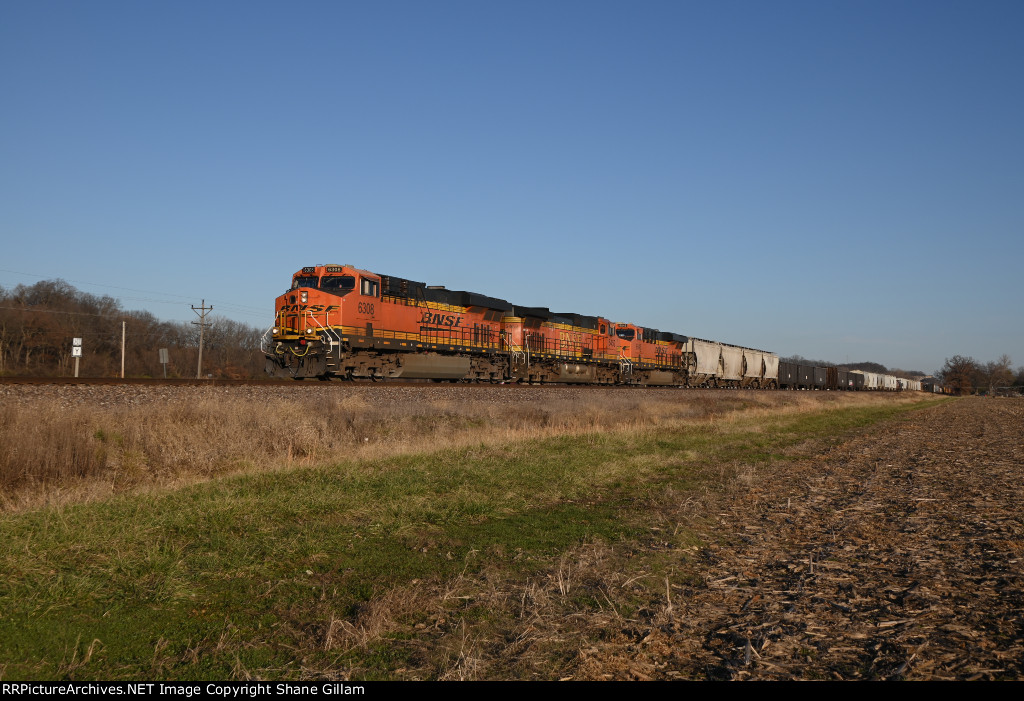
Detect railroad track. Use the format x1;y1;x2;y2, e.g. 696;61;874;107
0;376;293;387
0;376;686;389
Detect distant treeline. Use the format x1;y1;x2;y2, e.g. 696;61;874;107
0;280;264;378
936;354;1024;396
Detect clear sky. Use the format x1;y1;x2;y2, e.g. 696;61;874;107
2;0;1021;374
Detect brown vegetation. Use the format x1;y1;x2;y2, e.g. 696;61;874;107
6;387;1016;680
0;385;916;511
0;279;264;378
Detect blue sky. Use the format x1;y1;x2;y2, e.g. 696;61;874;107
2;0;1021;374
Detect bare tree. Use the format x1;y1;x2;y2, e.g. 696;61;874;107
983;354;1014;395
939;355;978;396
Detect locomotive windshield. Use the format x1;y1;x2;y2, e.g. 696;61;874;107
292;276;319;289
321;275;356;292
615;328;635;341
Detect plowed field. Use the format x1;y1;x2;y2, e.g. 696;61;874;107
575;397;1023;680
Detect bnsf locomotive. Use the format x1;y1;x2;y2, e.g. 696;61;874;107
264;264;928;391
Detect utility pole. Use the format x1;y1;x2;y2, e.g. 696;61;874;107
192;300;213;379
121;321;126;378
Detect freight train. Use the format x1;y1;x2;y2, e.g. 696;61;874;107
264;264;934;391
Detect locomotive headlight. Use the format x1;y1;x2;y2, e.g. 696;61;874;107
300;291;308;303
272;327;279;335
305;327;313;335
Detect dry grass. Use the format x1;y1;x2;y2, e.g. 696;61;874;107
300;537;681;680
0;384;952;680
0;387;926;512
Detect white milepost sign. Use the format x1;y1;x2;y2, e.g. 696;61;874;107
71;338;83;377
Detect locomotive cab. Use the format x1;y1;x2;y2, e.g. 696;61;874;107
269;264;381;377
272;265;377;337
612;323;641;362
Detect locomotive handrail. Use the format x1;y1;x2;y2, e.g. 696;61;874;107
259;324;275;354
618;347;633;376
504;334;528;368
304;310;340;346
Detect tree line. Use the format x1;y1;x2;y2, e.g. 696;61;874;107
0;280;265;378
937;354;1023;396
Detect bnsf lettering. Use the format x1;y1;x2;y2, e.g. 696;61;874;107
418;312;462;327
281;304;339;313
357;302;375;315
559;332;582;349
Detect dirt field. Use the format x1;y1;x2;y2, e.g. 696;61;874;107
575;397;1024;680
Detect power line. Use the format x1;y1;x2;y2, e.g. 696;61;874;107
0;305;112;318
0;305;264;340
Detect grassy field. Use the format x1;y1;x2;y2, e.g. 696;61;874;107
0;389;947;680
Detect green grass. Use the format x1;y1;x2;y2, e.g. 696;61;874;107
0;395;949;680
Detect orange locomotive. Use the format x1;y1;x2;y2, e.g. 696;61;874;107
264;264;692;384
